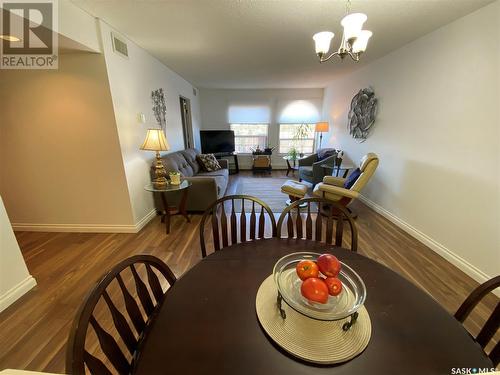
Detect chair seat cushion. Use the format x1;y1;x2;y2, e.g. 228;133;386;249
281;180;308;198
344;168;361;189
299;166;313;176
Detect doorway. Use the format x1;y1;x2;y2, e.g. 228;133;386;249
180;96;194;149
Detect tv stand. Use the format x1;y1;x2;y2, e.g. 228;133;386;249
214;152;239;174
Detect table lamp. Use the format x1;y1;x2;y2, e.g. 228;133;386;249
140;129;170;188
315;121;330;149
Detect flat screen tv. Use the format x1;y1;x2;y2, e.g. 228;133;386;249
200;130;235;154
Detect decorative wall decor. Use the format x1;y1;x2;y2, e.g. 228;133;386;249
151;88;167;130
348;87;378;142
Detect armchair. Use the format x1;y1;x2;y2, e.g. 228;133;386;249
313;153;379;207
298;149;338;186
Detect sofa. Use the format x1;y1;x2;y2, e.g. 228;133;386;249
152;148;229;212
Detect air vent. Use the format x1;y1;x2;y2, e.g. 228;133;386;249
111;32;128;58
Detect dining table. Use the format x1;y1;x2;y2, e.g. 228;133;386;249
133;238;493;374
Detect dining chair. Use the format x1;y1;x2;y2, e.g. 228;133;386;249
277;197;358;251
199;194;277;258
66;255;177;375
454;275;500;366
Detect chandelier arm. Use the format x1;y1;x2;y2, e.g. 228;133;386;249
319;51;341;63
348;52;360;62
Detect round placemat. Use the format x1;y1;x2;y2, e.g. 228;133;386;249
256;275;371;364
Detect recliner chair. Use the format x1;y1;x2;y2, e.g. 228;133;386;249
313;153;379;207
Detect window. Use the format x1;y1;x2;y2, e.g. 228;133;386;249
279;123;315;154
230;124;269;153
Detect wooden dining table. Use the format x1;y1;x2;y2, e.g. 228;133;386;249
133;238;493;374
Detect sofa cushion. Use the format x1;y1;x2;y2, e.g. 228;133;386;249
197;154;222;172
161;152;194;177
197;169;229;178
180;148;201;175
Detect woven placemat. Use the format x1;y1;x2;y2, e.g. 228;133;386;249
256;275;371;364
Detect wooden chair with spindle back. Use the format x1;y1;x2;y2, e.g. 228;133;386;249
199;195;277;258
454;275;500;366
277;197;358;251
66;255;177;375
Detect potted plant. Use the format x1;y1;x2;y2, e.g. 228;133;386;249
288;147;298;161
293;123;313;157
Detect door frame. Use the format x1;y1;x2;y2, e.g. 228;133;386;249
179;96;194;149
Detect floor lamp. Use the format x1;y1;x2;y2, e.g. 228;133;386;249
315;121;329;150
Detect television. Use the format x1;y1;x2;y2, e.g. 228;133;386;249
200;130;235;154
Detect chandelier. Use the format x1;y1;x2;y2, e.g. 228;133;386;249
313;0;372;63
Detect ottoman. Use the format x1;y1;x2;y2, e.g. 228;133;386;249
281;180;308;207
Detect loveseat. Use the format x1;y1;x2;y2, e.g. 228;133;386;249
153;148;229;212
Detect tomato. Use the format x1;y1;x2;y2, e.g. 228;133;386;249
324;277;343;296
317;253;341;277
295;260;319;281
300;277;329;304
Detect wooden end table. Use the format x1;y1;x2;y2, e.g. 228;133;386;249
144;180;191;234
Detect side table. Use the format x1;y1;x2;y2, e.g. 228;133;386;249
145;180;191;234
283;155;306;176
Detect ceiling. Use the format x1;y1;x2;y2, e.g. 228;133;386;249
71;0;494;89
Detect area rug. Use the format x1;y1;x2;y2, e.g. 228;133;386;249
233;176;313;212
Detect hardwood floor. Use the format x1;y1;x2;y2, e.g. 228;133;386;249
0;170;497;373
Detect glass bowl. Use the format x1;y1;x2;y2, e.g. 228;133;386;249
273;252;366;321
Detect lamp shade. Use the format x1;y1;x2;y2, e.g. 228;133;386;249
352;30;373;53
140;129;170;151
315;121;329;132
313;31;334;54
341;13;367;42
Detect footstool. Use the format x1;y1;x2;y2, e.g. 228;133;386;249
281;180;308;207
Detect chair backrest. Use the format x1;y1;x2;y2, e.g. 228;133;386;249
351;152;379;192
66;255;177;375
199;195;277;258
454;275;500;366
276;197;358;251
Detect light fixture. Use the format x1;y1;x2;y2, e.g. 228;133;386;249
312;0;372;63
315;121;329;149
140;129;170;188
0;35;21;42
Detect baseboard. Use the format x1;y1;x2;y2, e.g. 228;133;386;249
358;195;493;287
0;275;37;313
134;209;157;232
11;209;158;234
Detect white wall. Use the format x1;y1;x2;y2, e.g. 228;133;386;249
199;88;324;168
0;52;135;231
98;21;201;224
0;196;36;312
321;1;500;281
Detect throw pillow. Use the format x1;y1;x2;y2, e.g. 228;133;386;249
343;168;361;189
197;153;222;172
317;148;336;161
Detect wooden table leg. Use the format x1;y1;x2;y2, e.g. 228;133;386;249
286;159;292;176
179;188;190;223
160;192;171;234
